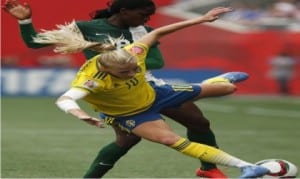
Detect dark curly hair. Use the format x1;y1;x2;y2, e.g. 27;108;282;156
90;0;156;19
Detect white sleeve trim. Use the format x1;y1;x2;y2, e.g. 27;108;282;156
18;18;32;24
62;88;89;100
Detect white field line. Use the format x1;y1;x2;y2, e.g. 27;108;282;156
231;96;300;105
4;128;113;135
201;103;300;118
246;107;300;118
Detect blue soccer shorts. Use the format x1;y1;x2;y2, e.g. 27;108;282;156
100;83;201;132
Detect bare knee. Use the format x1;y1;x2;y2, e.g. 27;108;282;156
199;83;237;98
153;135;180;146
131;120;181;146
224;84;237;94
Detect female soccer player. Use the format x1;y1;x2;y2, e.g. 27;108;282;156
31;6;270;178
3;0;242;177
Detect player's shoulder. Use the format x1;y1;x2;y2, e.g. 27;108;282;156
123;43;148;62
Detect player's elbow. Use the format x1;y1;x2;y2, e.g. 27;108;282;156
25;43;47;49
156;60;165;69
147;59;165;69
26;43;39;48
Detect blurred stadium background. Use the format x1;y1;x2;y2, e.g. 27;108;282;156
1;0;300;178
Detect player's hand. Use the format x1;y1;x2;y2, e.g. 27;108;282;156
203;7;232;22
81;117;105;128
2;0;32;20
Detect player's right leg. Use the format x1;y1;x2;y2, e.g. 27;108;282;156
83;125;141;178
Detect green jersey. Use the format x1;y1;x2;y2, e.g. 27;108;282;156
19;18;164;69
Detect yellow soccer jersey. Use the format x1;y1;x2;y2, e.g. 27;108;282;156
71;42;156;116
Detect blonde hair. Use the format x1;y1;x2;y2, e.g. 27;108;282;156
33;20;137;68
33;20;120;54
98;49;137;68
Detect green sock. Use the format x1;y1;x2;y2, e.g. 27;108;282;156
83;142;129;178
187;129;219;170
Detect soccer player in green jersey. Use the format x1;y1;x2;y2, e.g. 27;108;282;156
3;0;242;178
31;7;270;178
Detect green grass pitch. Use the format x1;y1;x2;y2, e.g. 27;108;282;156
2;96;300;178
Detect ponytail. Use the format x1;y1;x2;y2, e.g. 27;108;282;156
33;21;118;54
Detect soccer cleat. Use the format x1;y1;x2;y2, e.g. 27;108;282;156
239;165;270;178
196;168;228;178
202;72;249;84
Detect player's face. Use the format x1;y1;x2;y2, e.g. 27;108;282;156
107;62;140;80
121;6;155;27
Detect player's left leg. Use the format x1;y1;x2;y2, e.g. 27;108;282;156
132;119;270;178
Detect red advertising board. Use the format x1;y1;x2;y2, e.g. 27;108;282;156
2;0;299;95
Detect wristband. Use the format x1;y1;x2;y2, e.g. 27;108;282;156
18;18;32;24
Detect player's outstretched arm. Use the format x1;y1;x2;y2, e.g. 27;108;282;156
138;7;232;48
2;0;49;48
31;7;232;54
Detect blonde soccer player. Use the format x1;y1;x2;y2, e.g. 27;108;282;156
3;0;247;177
33;7;269;178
